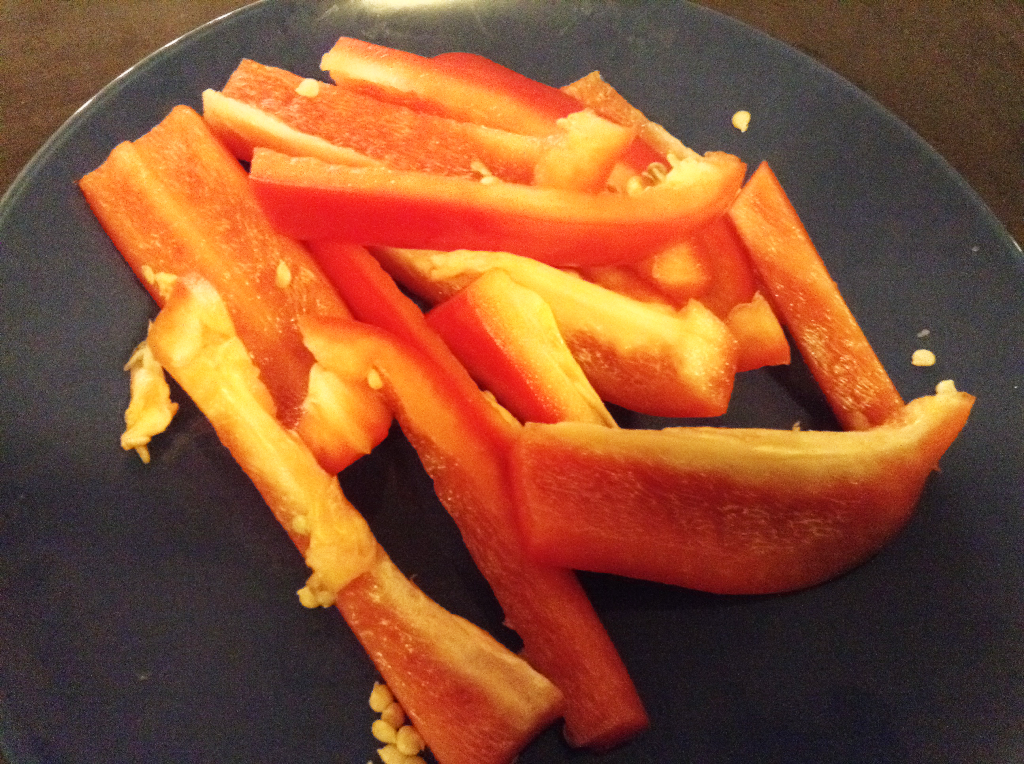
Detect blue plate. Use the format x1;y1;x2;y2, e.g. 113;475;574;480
1;2;1022;762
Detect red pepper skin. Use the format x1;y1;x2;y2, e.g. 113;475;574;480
432;51;584;125
204;59;542;183
337;552;565;764
79;106;348;422
726;292;792;372
146;276;564;764
728;163;904;429
321;37;575;138
425;269;617;426
684;215;758;318
561;71;697;165
367;246;739;418
431;51;663;173
511;388;974;595
323;38;663;172
306;239;478;391
250;148;746;266
301;316;649;750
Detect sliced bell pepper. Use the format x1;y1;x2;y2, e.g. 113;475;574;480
728;162;905;429
249;146;746;267
321;37;580;138
430;50;595;131
561;70;698;163
79;105;349;423
573;261;689;308
429;50;665;174
305;240;479;392
324;41;659;180
726;291;792;372
575;213;788;372
511;384;974;595
147;275;565;764
530;108;637;193
425;269;617;426
324;40;662;173
338;551;565;764
301;316;649;750
580;213;760;317
146;274;379;601
573;263;787;374
369;246;738;418
202;59;543;183
294;360;394;475
620;240;713;307
79;106;393;473
680;214;759;318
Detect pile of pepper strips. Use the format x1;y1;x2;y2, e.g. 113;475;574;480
78;37;973;764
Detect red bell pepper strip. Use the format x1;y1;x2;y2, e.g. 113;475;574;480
726;292;792;372
249;147;747;266
511;386;974;595
146;274;380;598
581;212;759;316
294;354;394;475
323;39;660;173
575;213;788;372
576;260;696;307
79;106;349;423
430;50;664;173
561;71;698;164
338;552;566;764
322;39;663;177
203;59;543;183
147;275;565;764
681;214;759;317
321;37;580;138
368;246;738;418
431;50;591;129
728;163;904;429
300;314;649;750
529;108;638;193
302;242;646;745
425;269;617;426
306;240;476;390
78;105;392;470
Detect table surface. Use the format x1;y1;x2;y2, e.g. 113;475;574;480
0;3;1021;763
2;0;1021;245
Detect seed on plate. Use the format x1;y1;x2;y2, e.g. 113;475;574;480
368;681;394;712
912;348;936;367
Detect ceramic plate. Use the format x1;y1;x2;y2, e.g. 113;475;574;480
1;1;1022;762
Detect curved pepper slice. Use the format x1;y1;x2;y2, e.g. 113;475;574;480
561;70;697;164
78;105;393;474
147;275;379;601
306;239;478;389
324;41;661;174
511;384;974;595
725;291;792;372
249;147;746;266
